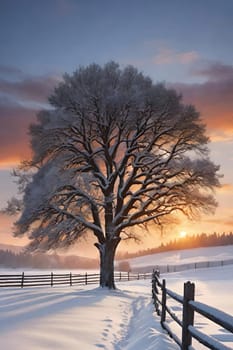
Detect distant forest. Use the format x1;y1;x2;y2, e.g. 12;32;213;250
0;251;99;270
0;232;232;269
116;232;233;260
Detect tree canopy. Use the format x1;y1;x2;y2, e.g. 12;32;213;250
9;62;220;288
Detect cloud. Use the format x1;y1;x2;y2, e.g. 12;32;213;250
223;219;233;226
207;219;233;227
0;99;36;166
218;183;233;194
0;68;62;167
0;65;24;78
203;214;233;227
207;132;233;143
171;62;233;138
0;75;61;104
192;62;233;81
153;47;199;65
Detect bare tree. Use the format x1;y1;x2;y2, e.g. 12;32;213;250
11;62;220;288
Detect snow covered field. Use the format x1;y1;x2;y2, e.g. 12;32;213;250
128;244;233;270
0;245;232;350
163;265;233;349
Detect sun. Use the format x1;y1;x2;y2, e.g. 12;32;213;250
179;231;187;238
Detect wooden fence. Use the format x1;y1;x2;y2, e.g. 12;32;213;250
133;258;233;274
152;270;233;350
0;271;151;288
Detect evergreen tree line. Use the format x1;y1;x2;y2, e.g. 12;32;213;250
116;232;233;260
0;250;98;270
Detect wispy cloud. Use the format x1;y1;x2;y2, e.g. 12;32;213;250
170;61;233;140
0;67;63;168
0;65;24;79
153;47;199;65
218;183;233;193
0;97;36;166
204;214;233;227
208;131;233;143
223;219;233;226
191;61;233;81
0;75;61;104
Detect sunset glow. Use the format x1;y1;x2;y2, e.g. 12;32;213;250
179;231;187;239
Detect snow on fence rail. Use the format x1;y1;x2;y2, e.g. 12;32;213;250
0;271;151;288
152;270;233;350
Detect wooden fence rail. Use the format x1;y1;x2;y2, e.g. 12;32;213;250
0;271;151;288
134;258;233;274
152;270;233;350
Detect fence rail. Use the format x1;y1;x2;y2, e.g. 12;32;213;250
0;271;151;288
152;270;233;350
133;258;233;274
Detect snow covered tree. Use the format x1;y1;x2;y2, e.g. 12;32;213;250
13;62;220;288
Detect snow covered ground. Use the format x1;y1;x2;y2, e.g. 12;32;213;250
128;244;233;270
0;281;177;350
163;265;233;350
0;245;232;350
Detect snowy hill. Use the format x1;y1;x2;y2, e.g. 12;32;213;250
0;245;232;349
127;244;233;272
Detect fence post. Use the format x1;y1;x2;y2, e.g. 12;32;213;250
21;272;24;288
85;272;88;285
128;272;130;281
51;272;53;287
182;281;195;350
152;271;160;316
161;279;166;326
70;272;72;286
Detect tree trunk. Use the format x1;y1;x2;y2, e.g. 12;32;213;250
96;238;120;289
